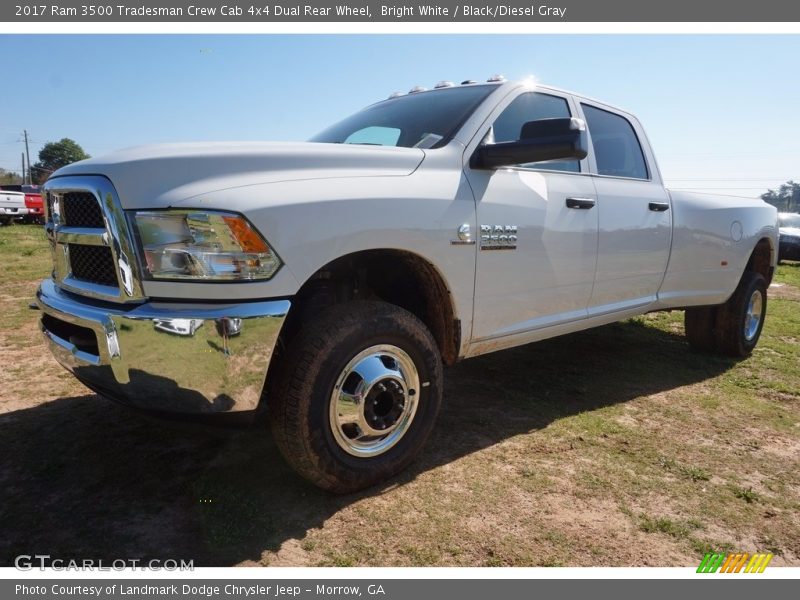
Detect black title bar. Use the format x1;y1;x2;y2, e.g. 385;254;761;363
4;579;797;600
4;0;800;22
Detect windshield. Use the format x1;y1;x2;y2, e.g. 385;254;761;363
779;213;800;228
310;85;496;149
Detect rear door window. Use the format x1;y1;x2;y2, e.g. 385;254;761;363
581;104;649;180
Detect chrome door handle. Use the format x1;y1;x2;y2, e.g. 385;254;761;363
649;201;670;212
566;197;596;209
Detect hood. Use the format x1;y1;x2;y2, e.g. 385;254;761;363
49;141;425;208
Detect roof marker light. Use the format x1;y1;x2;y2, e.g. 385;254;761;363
461;80;477;85
388;91;403;99
434;81;455;89
487;74;506;82
408;86;427;93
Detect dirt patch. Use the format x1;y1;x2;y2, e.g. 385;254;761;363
769;282;800;301
0;326;89;414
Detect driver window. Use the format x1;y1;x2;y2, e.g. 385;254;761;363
490;92;580;173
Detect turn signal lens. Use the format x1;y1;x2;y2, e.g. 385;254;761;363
222;215;270;253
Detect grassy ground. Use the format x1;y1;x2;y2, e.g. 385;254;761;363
776;260;800;287
0;223;798;567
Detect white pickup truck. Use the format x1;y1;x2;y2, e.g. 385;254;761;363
37;78;778;492
0;189;28;225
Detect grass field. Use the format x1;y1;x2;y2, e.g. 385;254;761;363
0;223;798;567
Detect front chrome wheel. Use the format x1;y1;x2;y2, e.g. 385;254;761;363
330;344;420;457
743;289;763;342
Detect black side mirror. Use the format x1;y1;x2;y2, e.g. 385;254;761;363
473;117;588;169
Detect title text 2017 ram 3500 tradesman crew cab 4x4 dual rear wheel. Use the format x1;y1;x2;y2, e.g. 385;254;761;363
37;78;778;492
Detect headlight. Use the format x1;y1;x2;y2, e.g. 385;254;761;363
129;210;282;281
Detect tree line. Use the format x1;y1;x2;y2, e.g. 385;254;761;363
761;181;799;213
1;138;89;185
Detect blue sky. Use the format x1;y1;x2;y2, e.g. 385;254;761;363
0;34;798;197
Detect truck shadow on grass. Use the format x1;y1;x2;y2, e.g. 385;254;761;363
0;319;737;566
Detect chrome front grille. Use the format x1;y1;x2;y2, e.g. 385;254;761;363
68;244;118;286
43;176;145;303
61;192;105;228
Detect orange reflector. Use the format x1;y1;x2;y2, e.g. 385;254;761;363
223;216;270;253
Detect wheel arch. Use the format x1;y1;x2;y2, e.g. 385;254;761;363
269;248;461;383
744;236;774;285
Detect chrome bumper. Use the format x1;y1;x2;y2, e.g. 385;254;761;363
37;279;290;415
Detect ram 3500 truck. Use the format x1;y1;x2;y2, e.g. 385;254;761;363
37;78;778;492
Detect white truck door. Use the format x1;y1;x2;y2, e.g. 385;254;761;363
465;91;599;341
579;103;672;315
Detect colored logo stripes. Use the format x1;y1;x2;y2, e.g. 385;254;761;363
697;552;773;573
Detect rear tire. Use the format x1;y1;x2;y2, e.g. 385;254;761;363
684;306;717;353
268;300;443;493
715;271;767;357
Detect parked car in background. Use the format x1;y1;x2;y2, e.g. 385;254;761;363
0;189;27;225
778;212;800;262
0;184;44;224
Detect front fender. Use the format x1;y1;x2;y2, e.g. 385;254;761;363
139;153;478;341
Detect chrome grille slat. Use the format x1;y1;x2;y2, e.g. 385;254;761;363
55;226;108;246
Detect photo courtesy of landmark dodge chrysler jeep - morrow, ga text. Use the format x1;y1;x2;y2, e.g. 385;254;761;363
37;77;778;492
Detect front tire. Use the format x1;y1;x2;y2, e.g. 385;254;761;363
268;300;443;493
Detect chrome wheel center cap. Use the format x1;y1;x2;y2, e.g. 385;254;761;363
330;345;420;457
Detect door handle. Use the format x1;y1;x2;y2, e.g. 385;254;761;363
649;201;670;212
566;197;596;209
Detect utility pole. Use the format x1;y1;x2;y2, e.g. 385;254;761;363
23;130;32;185
21;152;25;185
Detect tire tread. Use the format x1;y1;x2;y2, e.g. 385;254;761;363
715;271;767;357
268;300;442;493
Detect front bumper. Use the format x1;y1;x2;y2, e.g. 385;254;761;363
37;279;290;415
